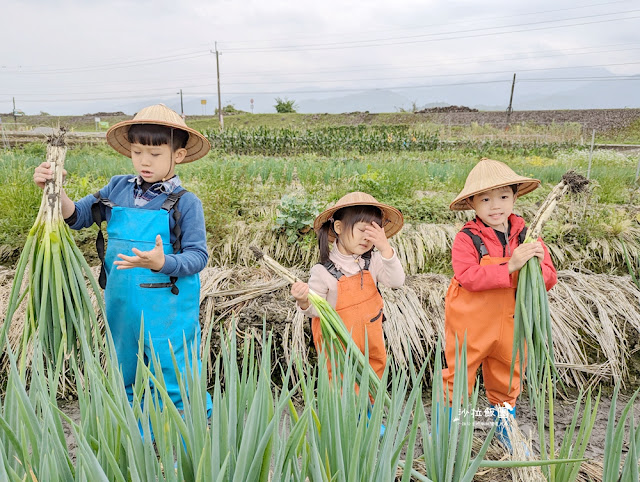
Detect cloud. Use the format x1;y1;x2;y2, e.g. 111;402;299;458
2;0;638;114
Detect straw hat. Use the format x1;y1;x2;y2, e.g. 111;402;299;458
450;158;540;211
314;192;404;242
106;104;210;163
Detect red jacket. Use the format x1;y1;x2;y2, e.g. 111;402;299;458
451;214;557;292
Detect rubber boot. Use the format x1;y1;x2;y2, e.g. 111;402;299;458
431;404;453;437
491;404;515;452
491;404;530;456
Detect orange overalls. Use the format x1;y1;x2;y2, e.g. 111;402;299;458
311;256;386;380
442;240;523;407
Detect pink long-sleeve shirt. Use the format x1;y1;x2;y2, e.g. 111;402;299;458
299;242;406;318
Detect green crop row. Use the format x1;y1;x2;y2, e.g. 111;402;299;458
203;126;582;157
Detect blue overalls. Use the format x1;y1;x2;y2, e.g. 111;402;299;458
93;190;211;412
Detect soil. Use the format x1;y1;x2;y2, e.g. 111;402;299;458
4;108;640;135
415;105;479;113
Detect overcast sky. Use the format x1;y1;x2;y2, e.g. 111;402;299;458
1;0;639;115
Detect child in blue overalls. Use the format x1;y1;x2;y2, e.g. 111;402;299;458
34;104;212;414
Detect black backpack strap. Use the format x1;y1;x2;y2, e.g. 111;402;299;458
362;249;372;271
161;189;188;255
159;189;189;296
321;248;373;281
518;226;528;245
322;260;344;280
92;192;117;289
461;228;489;262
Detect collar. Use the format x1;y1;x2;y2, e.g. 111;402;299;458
128;175;182;194
329;241;364;269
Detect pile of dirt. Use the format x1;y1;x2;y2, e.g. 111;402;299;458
83;111;126;117
415;105;478;113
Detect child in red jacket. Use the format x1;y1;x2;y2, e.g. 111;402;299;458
442;158;557;452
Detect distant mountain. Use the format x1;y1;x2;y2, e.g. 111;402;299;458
16;67;639;115
221;68;639;114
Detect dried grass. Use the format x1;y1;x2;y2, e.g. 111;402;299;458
209;216;318;268
380;284;437;368
1;265;639;389
209;207;640;277
549;270;640;386
505;418;544;482
391;223;458;275
548;226;640;273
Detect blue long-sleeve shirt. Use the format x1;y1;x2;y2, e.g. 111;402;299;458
68;175;208;278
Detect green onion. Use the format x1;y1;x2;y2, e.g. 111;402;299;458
510;171;588;405
602;384;640;481
250;245;390;407
2;130;105;393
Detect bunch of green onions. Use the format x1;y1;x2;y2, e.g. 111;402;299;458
250;246;390;407
510;171;588;404
510;236;556;403
2;130;105;389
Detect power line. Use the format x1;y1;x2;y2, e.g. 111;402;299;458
225;12;640;53
5;74;639;103
220;0;633;46
7;43;637;92
6;61;640;97
221;44;640;78
0;51;211;75
218;62;640;87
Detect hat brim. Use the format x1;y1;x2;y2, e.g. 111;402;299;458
449;179;540;211
314;201;404;242
106;119;210;163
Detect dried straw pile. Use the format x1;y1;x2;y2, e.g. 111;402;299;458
2;265;639;387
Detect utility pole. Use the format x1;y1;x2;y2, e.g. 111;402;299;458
178;89;184;117
12;97;17;126
214;42;224;130
505;73;516;130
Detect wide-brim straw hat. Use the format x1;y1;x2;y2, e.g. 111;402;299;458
450;158;540;211
106;104;210;163
314;192;404;242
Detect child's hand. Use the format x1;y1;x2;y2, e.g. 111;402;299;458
291;281;310;310
113;234;166;271
364;222;393;259
508;242;545;273
33;162;67;190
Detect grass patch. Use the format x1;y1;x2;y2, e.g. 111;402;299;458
597;118;640;144
1;146;638;273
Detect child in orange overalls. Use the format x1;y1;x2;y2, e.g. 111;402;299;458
291;191;405;384
442;158;557;452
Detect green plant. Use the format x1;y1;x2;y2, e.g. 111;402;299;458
534;361;598;481
274;194;320;244
510;174;590;404
216;104;245;115
2;133;105;391
274;97;298;114
622;239;640;290
602;385;640;481
416;336;497;482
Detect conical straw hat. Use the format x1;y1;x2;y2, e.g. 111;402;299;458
106;104;210;163
450;158;540;211
314;192;404;242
